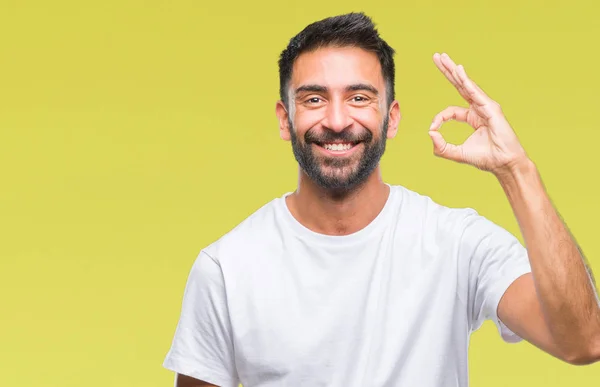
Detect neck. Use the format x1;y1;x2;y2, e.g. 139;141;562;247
286;166;390;236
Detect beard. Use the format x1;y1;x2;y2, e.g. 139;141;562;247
289;116;388;194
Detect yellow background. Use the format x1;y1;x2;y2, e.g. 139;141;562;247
1;0;599;386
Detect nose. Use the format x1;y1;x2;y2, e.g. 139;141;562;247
322;99;353;132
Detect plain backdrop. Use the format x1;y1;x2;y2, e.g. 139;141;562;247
1;1;599;386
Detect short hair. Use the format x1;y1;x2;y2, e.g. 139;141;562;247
278;12;396;109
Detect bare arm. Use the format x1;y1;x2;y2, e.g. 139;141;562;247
496;159;600;365
175;373;219;387
427;52;600;365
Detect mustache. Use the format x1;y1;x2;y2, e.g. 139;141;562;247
304;128;373;145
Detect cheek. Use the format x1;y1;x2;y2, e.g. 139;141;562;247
294;111;324;137
352;109;383;134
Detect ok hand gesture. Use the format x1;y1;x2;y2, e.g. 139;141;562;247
429;53;529;176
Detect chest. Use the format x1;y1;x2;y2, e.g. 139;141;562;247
223;235;465;385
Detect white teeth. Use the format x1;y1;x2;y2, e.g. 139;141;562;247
323;143;353;151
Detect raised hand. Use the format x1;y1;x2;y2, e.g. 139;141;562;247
428;53;529;176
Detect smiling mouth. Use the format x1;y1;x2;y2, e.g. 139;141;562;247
314;141;361;152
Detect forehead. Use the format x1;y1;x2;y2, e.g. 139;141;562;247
291;46;384;91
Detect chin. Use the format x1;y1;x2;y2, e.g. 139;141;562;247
315;171;366;192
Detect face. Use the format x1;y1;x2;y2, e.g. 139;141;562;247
276;46;400;193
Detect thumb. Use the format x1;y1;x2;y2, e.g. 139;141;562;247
428;130;464;162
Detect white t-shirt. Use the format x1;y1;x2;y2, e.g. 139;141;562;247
163;184;532;387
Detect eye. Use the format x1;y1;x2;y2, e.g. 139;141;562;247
302;96;325;107
351;95;370;103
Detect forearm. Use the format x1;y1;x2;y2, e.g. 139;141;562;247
496;158;600;359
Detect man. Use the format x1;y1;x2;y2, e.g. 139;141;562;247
163;12;600;387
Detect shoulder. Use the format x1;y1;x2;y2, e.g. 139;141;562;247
392;184;519;252
389;184;479;230
387;184;503;253
200;195;286;265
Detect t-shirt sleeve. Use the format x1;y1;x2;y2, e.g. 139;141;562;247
163;250;239;387
459;210;532;343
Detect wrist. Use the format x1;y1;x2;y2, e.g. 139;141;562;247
494;156;537;186
495;157;545;210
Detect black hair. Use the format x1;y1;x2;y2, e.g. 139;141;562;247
278;12;396;109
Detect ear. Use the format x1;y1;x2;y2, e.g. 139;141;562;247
275;100;291;141
385;100;401;139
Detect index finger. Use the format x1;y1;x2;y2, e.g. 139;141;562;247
455;64;493;108
433;53;472;103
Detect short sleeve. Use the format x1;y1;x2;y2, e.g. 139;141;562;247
460;210;532;343
163;251;239;387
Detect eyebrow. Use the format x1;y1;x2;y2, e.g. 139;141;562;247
294;83;379;96
294;84;328;94
346;83;379;95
